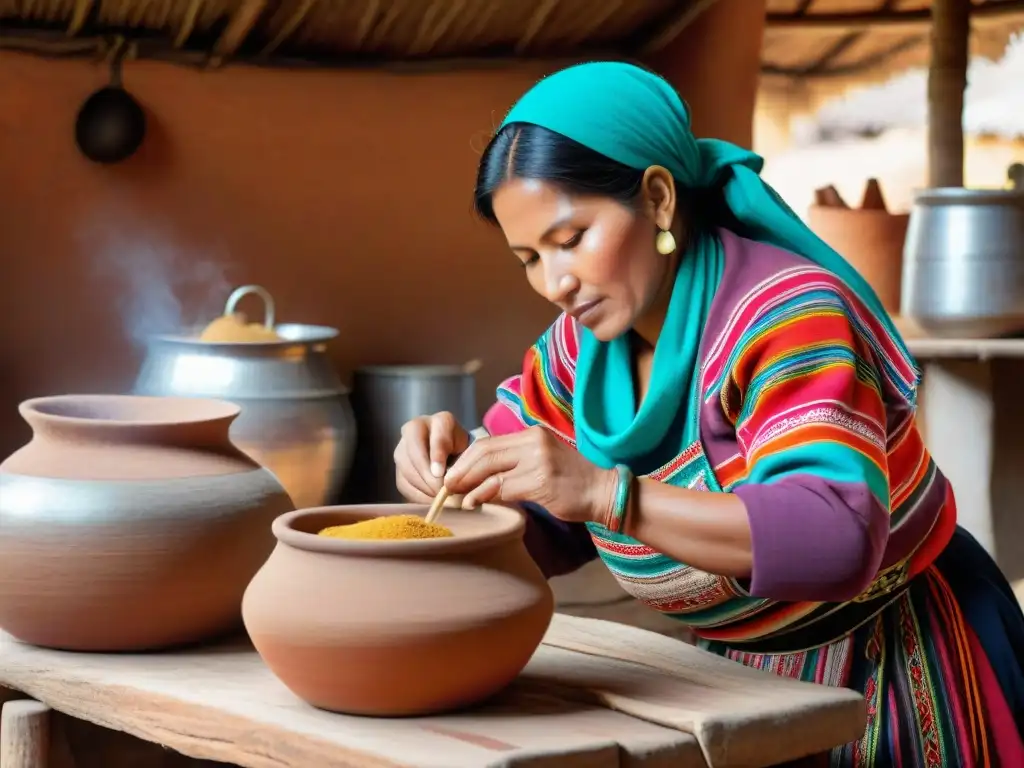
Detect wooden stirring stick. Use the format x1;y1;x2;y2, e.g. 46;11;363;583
424;486;450;525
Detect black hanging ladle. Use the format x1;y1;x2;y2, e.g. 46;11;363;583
75;44;146;164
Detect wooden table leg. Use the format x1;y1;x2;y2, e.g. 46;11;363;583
1;700;50;768
920;360;995;553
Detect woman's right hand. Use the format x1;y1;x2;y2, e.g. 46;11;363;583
394;411;471;502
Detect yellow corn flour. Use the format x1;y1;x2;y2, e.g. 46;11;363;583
199;313;281;343
318;515;453;540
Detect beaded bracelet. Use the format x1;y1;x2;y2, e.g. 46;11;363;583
604;464;634;534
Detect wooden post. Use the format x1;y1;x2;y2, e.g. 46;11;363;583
0;700;50;768
927;0;970;187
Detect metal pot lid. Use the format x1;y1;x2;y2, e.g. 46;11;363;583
150;323;339;347
356;361;481;378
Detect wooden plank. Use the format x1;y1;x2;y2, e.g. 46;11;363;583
0;628;704;768
907;336;1024;360
894;317;1024;360
892;315;1024;360
540;617;865;768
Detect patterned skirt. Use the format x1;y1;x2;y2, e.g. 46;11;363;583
700;527;1024;767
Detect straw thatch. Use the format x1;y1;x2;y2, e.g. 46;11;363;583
0;0;716;67
764;0;1024;93
810;36;1024;140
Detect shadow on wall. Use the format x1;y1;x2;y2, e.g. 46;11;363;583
0;0;765;459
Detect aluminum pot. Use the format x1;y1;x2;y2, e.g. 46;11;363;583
346;362;480;503
901;168;1024;338
133;285;356;509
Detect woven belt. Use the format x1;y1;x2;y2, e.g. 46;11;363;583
705;566;915;655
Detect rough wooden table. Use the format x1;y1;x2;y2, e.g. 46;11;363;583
0;615;865;768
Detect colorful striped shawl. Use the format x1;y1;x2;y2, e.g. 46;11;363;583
496;232;952;644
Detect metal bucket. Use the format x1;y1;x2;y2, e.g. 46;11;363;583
346;362;480;503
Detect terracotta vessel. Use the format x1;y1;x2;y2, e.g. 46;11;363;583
241;504;554;716
808;205;910;316
0;394;294;651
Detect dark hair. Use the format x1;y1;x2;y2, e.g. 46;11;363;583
473;123;646;224
473;122;710;241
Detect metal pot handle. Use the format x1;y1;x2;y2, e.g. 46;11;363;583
224;285;275;329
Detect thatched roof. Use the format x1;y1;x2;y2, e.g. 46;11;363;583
764;0;1024;93
4;0;1020;95
808;36;1024;139
0;0;715;68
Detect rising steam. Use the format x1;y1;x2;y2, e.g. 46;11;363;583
80;210;234;346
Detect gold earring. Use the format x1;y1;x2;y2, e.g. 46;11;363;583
656;229;677;256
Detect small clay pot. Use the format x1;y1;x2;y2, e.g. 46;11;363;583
0;395;294;651
808;205;910;315
241;504;554;716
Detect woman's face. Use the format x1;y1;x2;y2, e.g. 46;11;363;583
490;175;675;342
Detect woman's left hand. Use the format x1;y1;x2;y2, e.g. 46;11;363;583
443;426;614;524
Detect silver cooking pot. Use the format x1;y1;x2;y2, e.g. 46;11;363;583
346;362;480;503
901;166;1024;337
133;285;356;509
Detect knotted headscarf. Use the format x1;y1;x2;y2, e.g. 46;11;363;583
500;62;916;468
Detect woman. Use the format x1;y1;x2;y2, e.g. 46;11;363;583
393;62;1024;766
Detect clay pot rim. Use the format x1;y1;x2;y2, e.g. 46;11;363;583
807;205;911;220
151;322;339;347
20;394;241;426
272;503;525;557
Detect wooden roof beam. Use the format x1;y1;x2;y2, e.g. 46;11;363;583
515;0;560;53
800;33;866;75
762;35;924;77
174;0;203;47
639;0;721;53
767;0;1024;33
66;0;95;36
211;0;268;61
261;0;316;56
794;0;896;74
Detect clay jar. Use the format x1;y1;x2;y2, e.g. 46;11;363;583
242;504;555;716
0;395;294;651
808;206;910;316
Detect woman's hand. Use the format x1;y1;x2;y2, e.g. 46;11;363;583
394;412;471;503
444;426;615;524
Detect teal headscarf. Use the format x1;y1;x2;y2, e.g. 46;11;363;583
500;62;916;471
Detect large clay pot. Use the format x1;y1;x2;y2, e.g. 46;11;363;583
242;504;555;716
0;394;294;651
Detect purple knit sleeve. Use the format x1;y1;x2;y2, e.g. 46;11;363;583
716;279;901;604
520;503;597;579
734;476;888;602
